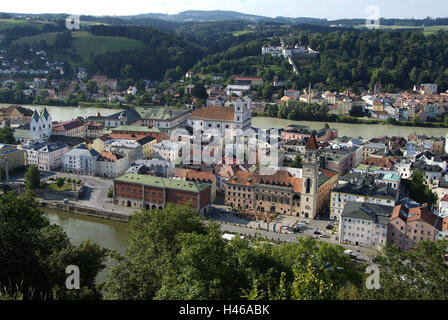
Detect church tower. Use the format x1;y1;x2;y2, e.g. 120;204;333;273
301;133;320;219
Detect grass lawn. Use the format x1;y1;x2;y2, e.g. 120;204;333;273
232;30;255;36
48;183;73;191
14;32;60;46
70;32;146;62
0;19;56;31
355;24;448;36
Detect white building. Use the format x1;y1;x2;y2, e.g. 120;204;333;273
127;86;137;96
188;104;252;136
14;108;53;143
339;202;392;248
62;144;100;175
225;85;250;97
330;176;398;221
261;45;283;57
19;141;69;171
105;139;142;164
96;151;128;178
153;140;186;164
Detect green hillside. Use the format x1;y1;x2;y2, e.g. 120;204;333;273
70;32;146;62
14;32;60;45
0;19;56;31
14;31;147;63
355;24;448;35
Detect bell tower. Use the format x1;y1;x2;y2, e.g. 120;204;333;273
301;132;320;219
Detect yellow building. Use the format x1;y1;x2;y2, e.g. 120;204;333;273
92;134;110;154
373;101;384;112
317;169;339;214
137;136;157;159
0;144;25;172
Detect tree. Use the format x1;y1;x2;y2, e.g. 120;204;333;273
362;241;448;300
245;238;363;300
402;171;438;207
0;191;108;300
103;203;208;299
25;166;40;190
104;205;365;301
55;31;72;49
290;155;302;168
0;127;15;144
107;186;114;198
86;80;98;94
56;177;65;188
191;84;207;100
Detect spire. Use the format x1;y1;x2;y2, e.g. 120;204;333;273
305;133;319;150
42;107;50;120
32;108;40;122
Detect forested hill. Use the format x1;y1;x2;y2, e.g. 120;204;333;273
192;29;448;93
86;25;206;81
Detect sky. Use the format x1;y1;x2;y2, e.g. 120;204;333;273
2;0;448;20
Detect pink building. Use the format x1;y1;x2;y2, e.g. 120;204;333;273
387;204;438;251
282;126;338;144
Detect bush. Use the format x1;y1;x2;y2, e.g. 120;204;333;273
56;178;65;188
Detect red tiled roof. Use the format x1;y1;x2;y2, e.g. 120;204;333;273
174;168;214;183
99;151;123;162
305;133;319;150
362;157;398;169
52;119;84;132
190;106;234;121
227;170;302;193
391;205;438;225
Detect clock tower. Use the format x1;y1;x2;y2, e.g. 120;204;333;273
301;133;320;219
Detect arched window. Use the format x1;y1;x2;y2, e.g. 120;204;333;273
306;179;312;194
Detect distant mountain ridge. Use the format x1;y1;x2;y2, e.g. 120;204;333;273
117;10;327;24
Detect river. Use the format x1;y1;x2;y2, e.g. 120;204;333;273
2;103;447;140
43;209;129;285
252;117;448;140
0;104;123;122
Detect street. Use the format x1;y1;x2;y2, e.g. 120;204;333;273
22;170;377;262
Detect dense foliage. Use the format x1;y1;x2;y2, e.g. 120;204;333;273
103;204;363;300
0;191;108;300
267;101;329;121
0;127;15;144
192;29;448;92
402;171;438;208
86;25;205;81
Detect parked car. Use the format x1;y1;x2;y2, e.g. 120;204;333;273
319;234;330;239
326;224;334;230
314;231;322;235
344;250;356;257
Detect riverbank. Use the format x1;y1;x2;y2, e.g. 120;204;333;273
252;112;448;129
38;200;131;223
252;117;448;140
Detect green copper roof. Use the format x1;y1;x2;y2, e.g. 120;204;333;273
141;108;188;120
32;109;40;122
41;107;50;120
111;126;158;133
13;129;30;139
115;173;210;193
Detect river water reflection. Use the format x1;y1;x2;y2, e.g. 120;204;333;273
43;209;129;285
253;117;448;140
